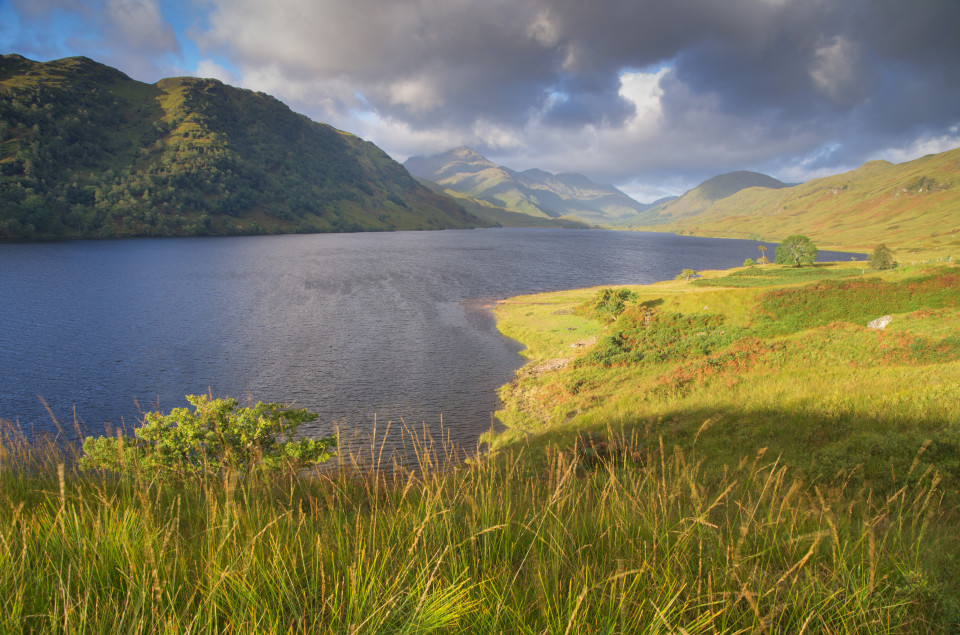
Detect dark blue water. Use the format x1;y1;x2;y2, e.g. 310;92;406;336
0;229;863;447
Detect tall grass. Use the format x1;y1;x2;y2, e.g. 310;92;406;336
1;419;957;632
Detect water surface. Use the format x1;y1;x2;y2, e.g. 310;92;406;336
0;228;862;447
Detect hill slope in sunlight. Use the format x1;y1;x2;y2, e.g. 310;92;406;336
643;148;960;252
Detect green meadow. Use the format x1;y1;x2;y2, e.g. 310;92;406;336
3;260;960;632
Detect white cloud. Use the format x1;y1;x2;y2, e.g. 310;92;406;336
617;68;666;136
388;76;444;113
104;0;178;54
192;58;236;84
809;36;871;105
527;10;560;48
877;126;960;163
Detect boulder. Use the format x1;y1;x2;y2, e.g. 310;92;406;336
867;315;892;330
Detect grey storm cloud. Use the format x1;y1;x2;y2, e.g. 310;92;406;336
6;0;959;196
198;0;960;156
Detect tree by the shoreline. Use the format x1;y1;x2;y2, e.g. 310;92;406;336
774;235;817;267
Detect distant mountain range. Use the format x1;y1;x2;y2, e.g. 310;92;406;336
617;171;791;226
636;147;960;251
404;147;657;225
0;55;486;241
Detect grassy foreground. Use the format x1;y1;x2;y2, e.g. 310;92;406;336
2;262;960;632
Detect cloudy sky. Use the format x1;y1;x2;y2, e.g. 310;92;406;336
3;0;958;201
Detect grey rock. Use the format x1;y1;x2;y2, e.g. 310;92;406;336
867;315;893;330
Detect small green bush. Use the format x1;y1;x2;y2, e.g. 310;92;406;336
578;287;638;321
743;258;755;267
80;395;336;479
869;244;897;270
675;268;698;281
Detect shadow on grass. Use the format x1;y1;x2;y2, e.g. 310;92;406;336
530;403;960;495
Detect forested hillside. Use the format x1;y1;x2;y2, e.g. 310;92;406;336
0;55;484;240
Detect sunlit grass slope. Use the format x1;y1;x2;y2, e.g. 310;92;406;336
636;147;960;257
493;262;960;485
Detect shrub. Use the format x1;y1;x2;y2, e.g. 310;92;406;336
578;287;638;321
675;268;698;281
869;244;897;270
743;258;755;267
578;308;744;367
80;395;336;479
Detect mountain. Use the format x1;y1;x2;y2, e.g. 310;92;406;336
619;171;790;226
646;148;960;251
414;177;589;228
0;54;486;241
404;147;652;225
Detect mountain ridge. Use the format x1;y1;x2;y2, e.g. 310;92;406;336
641;147;960;251
404;147;653;225
619;170;791;226
0;55;486;241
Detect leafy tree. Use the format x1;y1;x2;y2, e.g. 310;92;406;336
868;244;897;270
743;258;755;267
675;269;698;281
580;287;638;321
774;235;818;267
80;395;336;479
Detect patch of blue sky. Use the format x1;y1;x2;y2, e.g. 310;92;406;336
349;92;378;122
799;142;843;168
0;4;93;61
157;0;233;76
0;3;18;44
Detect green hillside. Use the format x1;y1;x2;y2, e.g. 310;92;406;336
0;55;485;241
618;170;789;226
643;148;960;253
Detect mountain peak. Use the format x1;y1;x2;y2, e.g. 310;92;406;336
448;146;488;161
404;146;496;181
619;170;789;227
404;147;652;224
695;171;789;202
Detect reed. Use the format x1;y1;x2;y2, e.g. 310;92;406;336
1;417;956;633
